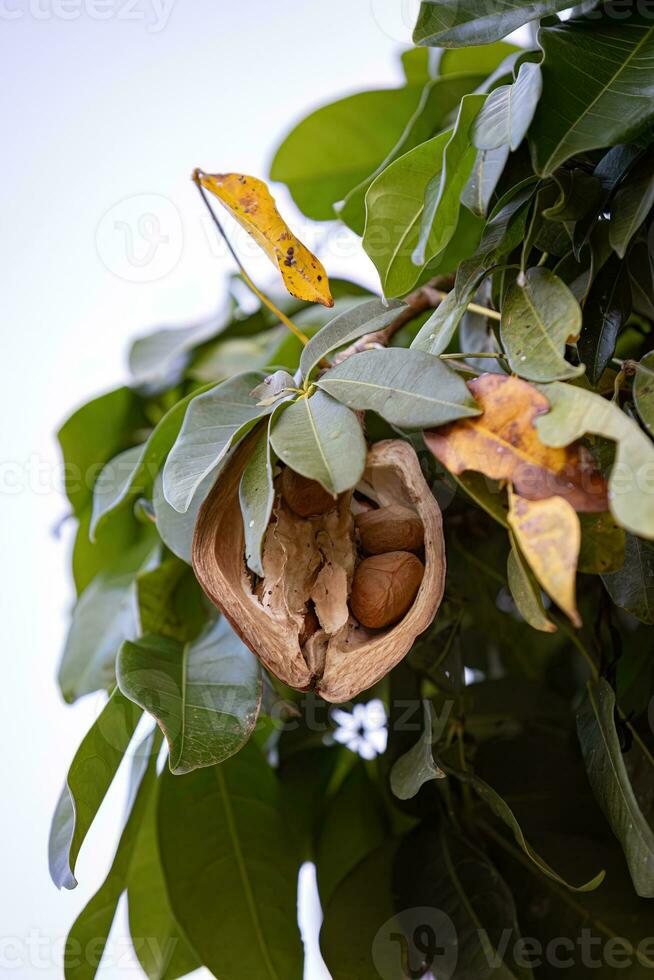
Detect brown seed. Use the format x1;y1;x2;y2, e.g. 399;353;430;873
280;467;335;517
350;551;424;629
356;504;424;555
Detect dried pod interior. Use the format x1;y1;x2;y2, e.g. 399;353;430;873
193;439;445;702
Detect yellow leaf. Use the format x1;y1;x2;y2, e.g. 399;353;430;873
508;488;582;628
199;172;333;308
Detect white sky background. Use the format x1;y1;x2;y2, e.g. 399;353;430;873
0;3;529;977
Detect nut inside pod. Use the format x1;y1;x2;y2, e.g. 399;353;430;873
192;438;445;703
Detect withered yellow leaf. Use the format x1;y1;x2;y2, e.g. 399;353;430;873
425;374;607;512
199;172;333;308
508;489;582;628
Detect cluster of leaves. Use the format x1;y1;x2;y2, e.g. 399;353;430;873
52;4;654;979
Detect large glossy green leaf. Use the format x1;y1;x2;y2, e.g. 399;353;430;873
270;84;424;220
413;0;576;47
49;688;143;890
152;468;217;565
439;40;520;75
58;540;158;703
462;144;510;217
318;347;480;427
239;418;277;578
535;382;654;540
316;761;388;908
269;390;366;495
413;94;486;266
389;701;445;800
162;371;269;513
58;387;146;517
299;298;405;380
117;619;261;774
127;778;200;980
634;350;654;436
63;728;160;980
158;742;303;980
602;533;654;625
610;148;654;259
530;13;654;176
340;74;482;234
577;679;654;898
472;62;542;152
500;268;583;382
136;558;209;643
577;255;632;385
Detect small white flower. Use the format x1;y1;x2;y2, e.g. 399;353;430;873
330;699;388;759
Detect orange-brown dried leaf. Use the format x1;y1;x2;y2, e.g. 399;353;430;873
199;172;333;307
425;374;607;512
508;489;582;628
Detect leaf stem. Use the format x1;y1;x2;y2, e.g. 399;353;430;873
192;170;311;348
440;352;505;360
434;289;502;322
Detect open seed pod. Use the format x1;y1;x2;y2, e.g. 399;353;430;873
192;438;445;703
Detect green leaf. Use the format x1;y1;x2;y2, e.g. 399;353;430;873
162;372;269;513
299;298;405;380
400;46;431;85
577;512;625;575
129;318;224;392
535;381;654;540
340;74;483;234
58;540;157;703
390;701;445;800
318;347;480;428
577;255;632;385
500;268;583;382
447;765;605;891
63;728;160;980
610;148;654;259
90;385;214;539
270;84;424;221
438;40;520;75
507;535;556;634
158;742;303;980
136;558;209;642
602;533;654;625
48;688;143;890
410;286;472;355
530;13;654;177
269;390;366;495
461;144;510;218
316;761;389;908
634;350;654;435
413;0;577;47
412;94;486;266
152;467;220;565
472;62;542;152
58;387;146;517
117;619;261;774
239;419;277;577
577;679;654;898
127;777;200;980
72;504;152;595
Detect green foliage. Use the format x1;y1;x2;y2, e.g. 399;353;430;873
53;8;654;978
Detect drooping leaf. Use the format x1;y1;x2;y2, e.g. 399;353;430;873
413;0;577;47
508;489;581;628
90;446;144;540
500;268;583;382
152;469;216;565
410;286;472;356
530;12;654;177
425;374;608;512
390;701;445;800
461;144;510;218
269;390;366;495
507;534;556;634
199;173;333;307
577;255;632;385
158;742;304;980
270;84;425;221
162;372;270;513
117;619;261;774
239;418;277;578
535;381;654;539
299;298;405;379
412;94;486;266
48;688;143;890
318;347;480;428
633;350;654;435
340;74;483;234
610;147;654;259
473;62;542;152
63;728;160;980
577;679;654;898
602;533;654;625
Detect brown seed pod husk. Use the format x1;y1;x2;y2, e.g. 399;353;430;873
192;438;445;703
